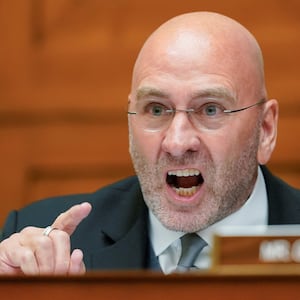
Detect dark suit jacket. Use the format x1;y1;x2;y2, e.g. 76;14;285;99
1;166;300;271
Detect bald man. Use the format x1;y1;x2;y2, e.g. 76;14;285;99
1;12;300;275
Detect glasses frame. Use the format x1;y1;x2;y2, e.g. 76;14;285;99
127;98;266;130
222;99;266;114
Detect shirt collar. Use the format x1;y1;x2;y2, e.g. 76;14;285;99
149;167;268;256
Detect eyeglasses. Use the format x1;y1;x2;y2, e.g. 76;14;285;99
127;99;266;132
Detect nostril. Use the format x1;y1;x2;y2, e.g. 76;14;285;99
162;139;200;157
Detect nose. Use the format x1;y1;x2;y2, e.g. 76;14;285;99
161;111;201;157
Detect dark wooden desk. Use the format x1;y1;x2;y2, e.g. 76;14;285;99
1;269;300;300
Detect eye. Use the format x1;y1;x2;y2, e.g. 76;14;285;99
145;103;169;117
201;103;224;117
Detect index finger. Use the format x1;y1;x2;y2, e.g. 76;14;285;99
51;202;92;235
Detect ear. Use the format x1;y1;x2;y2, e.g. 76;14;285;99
128;94;132;105
257;99;279;164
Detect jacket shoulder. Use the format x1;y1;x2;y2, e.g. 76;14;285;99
261;166;300;224
1;176;141;238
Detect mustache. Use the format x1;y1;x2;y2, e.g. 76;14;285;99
161;151;210;167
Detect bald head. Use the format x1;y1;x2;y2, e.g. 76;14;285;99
131;12;266;102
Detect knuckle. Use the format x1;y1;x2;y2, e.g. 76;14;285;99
37;236;52;249
52;229;69;241
20;226;36;235
19;248;35;265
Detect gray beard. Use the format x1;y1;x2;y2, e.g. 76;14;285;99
129;127;260;232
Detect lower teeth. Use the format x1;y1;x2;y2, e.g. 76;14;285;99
174;186;197;196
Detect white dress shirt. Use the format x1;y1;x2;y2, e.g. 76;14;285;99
149;167;268;274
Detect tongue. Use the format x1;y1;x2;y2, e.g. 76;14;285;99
176;176;199;188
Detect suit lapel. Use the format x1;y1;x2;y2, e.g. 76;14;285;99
87;205;149;270
80;179;151;270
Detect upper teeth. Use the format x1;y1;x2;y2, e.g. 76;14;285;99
168;169;200;177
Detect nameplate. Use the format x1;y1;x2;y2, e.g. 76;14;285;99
212;225;300;267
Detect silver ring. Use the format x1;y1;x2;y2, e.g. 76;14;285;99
42;226;57;237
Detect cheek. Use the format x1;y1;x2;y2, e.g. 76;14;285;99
129;126;162;162
228;120;260;160
210;124;254;165
203;131;236;165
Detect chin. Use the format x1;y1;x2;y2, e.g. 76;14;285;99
157;209;211;233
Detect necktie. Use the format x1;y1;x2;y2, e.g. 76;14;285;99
177;233;208;271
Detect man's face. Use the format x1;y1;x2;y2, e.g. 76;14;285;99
128;31;264;232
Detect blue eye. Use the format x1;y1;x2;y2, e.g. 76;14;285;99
151;105;164;116
202;104;223;116
205;105;217;116
144;103;169;116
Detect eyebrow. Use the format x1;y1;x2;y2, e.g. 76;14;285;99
136;87;169;101
190;87;236;103
135;86;236;103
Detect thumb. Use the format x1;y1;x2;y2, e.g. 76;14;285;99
51;202;92;235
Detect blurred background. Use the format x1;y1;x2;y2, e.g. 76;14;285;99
0;0;299;225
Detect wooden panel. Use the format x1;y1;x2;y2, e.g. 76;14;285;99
24;163;134;204
272;116;300;163
1;272;300;300
0;116;133;223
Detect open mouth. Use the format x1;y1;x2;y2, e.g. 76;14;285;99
166;168;204;197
